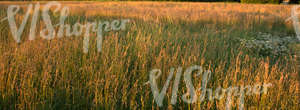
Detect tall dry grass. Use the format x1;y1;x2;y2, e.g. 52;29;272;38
0;1;299;109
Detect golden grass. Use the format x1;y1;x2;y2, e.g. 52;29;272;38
0;1;299;109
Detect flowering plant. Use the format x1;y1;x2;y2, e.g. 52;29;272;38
240;32;297;57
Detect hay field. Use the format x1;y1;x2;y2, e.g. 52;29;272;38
0;1;299;109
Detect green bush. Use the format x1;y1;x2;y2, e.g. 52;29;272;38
241;0;282;4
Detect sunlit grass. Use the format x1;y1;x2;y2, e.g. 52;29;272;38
0;1;299;109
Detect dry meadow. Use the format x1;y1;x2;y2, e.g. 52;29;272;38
0;1;299;109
